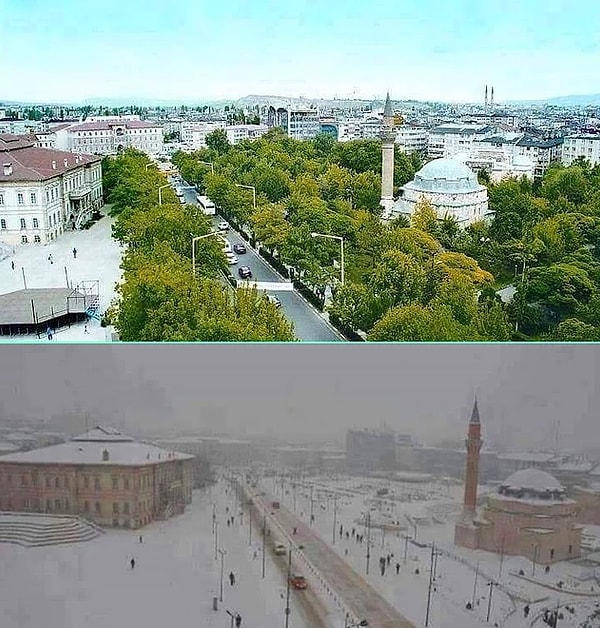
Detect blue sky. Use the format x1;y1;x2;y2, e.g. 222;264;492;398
2;0;599;103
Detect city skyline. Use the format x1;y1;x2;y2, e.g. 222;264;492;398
3;0;600;104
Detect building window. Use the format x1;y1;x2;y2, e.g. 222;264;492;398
21;235;28;244
46;477;50;488
20;218;26;229
95;502;101;513
0;193;3;205
95;477;100;490
33;218;39;228
112;478;118;490
113;502;119;514
46;499;52;512
34;235;41;243
124;478;129;490
550;548;555;559
84;476;89;489
569;544;573;554
124;503;130;515
65;499;70;512
54;499;61;511
17;193;24;205
0;219;5;229
55;477;59;488
21;475;27;487
84;501;89;513
65;477;70;489
30;193;37;204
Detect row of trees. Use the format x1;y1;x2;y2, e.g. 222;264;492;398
102;149;295;341
173;130;512;340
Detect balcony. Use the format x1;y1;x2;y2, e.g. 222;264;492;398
69;184;92;200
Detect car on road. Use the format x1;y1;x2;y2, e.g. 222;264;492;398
289;574;307;590
217;221;229;231
274;543;287;556
238;266;252;279
233;243;247;254
265;294;281;308
226;252;238;265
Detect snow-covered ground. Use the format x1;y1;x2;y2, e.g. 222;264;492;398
0;484;313;628
262;474;600;628
0;213;123;342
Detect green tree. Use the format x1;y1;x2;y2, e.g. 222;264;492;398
550;318;600;341
410;197;439;235
206;129;231;155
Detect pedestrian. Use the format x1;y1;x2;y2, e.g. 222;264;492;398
387;554;391;565
524;605;530;618
48;254;53;264
229;571;235;586
396;562;400;575
73;247;77;258
139;535;143;543
84;323;89;334
11;260;14;270
130;558;135;569
46;326;53;341
235;613;242;628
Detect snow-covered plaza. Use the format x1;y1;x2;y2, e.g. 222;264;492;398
0;213;122;342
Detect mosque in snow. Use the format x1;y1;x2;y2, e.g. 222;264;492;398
379;95;492;226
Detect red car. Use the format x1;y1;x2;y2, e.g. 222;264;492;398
289;575;307;590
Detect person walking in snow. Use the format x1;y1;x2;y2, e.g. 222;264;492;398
395;562;400;575
235;613;242;627
11;260;14;270
48;254;53;264
73;247;77;258
130;558;135;569
229;571;235;586
46;326;53;341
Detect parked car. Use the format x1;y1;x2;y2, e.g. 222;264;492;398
218;221;229;231
289;575;307;590
222;240;232;253
238;266;252;279
265;294;281;308
233;243;247;254
226;252;238;265
274;543;287;556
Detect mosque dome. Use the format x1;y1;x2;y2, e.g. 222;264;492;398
409;158;481;193
498;468;566;501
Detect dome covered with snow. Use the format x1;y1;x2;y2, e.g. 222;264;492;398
498;468;566;501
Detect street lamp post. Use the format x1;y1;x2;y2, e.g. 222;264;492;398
486;581;495;623
365;511;371;575
310;485;314;525
158;184;170;205
199;161;214;174
191;231;226;276
284;545;293;628
218;548;226;602
332;494;338;545
310;232;345;286
214;520;219;560
235;184;256;209
262;513;266;579
532;544;539;578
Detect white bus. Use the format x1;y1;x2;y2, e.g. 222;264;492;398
197;194;216;215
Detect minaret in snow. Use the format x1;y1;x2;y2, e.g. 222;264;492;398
462;398;482;520
380;92;396;214
484;85;488;109
491;86;495;107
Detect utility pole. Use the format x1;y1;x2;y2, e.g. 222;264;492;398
486;581;495;623
425;545;436;627
218;548;226;602
262;513;266;579
284;546;292;628
310;485;314;524
403;534;409;564
332;494;338;545
472;562;479;608
365;512;371;575
248;508;252;546
214;520;219;560
212;503;216;534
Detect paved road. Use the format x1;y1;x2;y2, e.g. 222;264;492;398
255;492;416;628
181;185;344;342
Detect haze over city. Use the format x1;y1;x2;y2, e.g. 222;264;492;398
1;345;597;451
3;0;600;103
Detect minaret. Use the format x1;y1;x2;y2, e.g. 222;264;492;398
379;92;395;214
490;86;495;107
484;85;488;109
462;398;482;520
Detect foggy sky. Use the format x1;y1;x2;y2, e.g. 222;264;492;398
0;345;598;452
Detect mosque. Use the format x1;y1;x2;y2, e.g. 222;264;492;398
454;401;582;564
379;96;491;226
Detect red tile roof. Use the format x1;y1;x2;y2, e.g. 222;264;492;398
0;136;101;182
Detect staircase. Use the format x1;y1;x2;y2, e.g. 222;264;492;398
0;512;104;547
86;295;101;320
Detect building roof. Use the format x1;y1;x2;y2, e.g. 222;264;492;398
0;136;101;182
503;468;563;492
516;135;564;148
469;398;480;424
0;288;88;326
406;157;483;194
0;426;193;466
431;124;492;135
67;120;160;132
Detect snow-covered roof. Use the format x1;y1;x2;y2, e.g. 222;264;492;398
0;426;193;466
503;468;563;491
498;452;556;462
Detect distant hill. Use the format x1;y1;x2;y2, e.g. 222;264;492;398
509;93;600;107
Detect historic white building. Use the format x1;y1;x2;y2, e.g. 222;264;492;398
0;134;103;245
387;157;491;226
51;118;163;156
562;135;600;167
